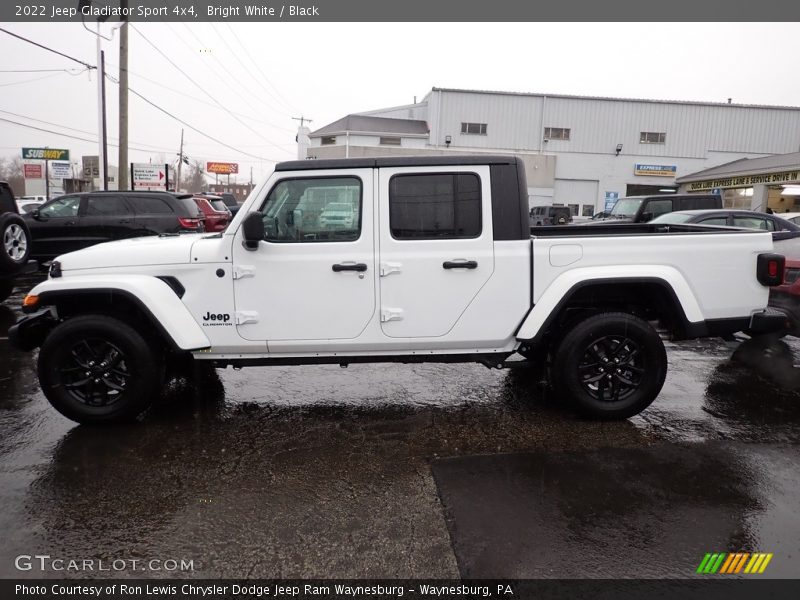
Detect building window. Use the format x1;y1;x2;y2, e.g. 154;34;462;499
379;136;402;146
640;131;666;144
544;127;570;141
460;122;487;135
320;136;336;145
389;172;482;239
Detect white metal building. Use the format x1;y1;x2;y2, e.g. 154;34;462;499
302;88;800;215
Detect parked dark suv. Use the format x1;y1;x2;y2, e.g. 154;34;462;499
1;181;36;302
585;193;722;224
530;205;573;226
24;191;205;261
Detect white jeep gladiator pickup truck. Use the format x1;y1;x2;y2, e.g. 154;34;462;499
10;156;787;424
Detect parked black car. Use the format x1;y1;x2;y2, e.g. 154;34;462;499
24;191;206;261
199;191;240;216
650;209;800;240
0;181;36;302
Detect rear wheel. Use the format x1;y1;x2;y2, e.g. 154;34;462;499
0;213;31;273
552;312;667;419
37;315;164;424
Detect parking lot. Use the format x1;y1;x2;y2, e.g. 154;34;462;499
1;271;800;580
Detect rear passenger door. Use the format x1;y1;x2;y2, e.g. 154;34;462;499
378;166;494;338
78;194;134;244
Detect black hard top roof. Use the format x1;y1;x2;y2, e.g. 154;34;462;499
275;155;521;171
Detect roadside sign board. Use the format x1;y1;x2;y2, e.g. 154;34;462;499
51;162;72;179
82;155;99;178
207;162;239;174
132;163;167;189
23;163;43;179
22;147;69;161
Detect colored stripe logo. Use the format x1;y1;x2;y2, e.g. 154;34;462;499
697;552;773;574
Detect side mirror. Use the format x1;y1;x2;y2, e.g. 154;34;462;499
242;212;265;250
31;208;42;220
641;212;653;222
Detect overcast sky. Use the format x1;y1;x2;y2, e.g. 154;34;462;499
1;22;799;183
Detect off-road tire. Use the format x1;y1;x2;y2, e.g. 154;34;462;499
38;315;164;424
552;311;667;419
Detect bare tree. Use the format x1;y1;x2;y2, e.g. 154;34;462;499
181;160;206;193
0;156;24;197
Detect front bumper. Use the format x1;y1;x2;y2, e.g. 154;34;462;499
8;309;56;351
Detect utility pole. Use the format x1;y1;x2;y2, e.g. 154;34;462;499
291;116;312;128
118;5;129;190
100;49;108;190
176;128;184;192
95;21;104;190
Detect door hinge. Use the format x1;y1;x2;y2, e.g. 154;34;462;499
233;265;255;280
381;308;404;323
235;311;259;325
380;262;402;277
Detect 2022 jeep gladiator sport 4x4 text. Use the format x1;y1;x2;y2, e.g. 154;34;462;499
9;156;788;424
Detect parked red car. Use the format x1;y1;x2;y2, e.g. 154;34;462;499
193;196;231;232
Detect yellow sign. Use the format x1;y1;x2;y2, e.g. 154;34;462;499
688;170;800;191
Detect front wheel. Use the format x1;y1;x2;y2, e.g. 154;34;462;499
37;315;164;424
552;312;667;420
0;213;31;273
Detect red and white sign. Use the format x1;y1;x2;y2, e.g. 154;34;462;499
23;163;43;179
132;163;166;189
207;162;239;175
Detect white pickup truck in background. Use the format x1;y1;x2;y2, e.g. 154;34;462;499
10;155;787;424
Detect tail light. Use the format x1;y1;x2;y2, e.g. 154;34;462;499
756;253;785;286
178;217;203;230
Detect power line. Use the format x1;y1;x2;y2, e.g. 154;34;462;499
106;72;284;162
224;23;299;115
0;68;87;73
207;22;294;118
130;24;291;155
105;58;295;133
0;72;66;87
0;26;96;70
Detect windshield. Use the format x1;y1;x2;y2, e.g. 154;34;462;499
609;198;644;217
649;212;694;224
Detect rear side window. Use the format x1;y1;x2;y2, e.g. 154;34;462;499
86;196;131;216
698;217;728;226
128;196;174;214
684;196;722;210
208;199;228;212
389;173;481;239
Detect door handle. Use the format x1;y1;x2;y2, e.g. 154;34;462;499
443;260;478;269
332;263;367;272
119;219;132;224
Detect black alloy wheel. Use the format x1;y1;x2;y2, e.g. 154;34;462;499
553;312;667;420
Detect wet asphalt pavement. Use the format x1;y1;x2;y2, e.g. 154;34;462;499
1;272;800;580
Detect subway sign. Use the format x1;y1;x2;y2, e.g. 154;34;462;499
22;147;69;161
688;170;800;191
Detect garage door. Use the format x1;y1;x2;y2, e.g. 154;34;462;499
554;179;599;216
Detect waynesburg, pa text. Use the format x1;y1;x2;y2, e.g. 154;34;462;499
15;584;515;598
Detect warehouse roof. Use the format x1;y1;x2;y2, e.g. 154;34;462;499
677;152;800;183
310;114;429;137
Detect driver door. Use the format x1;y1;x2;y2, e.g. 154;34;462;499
232;169;375;346
29;195;82;258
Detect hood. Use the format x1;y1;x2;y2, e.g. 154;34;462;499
55;234;209;271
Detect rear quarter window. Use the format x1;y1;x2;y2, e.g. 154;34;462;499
128;196;174;214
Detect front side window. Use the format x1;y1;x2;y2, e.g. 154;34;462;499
642;199;673;220
259;177;362;242
389;173;481;239
40;196;80;218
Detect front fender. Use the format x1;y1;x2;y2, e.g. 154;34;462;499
515;265;704;341
27;275;211;351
